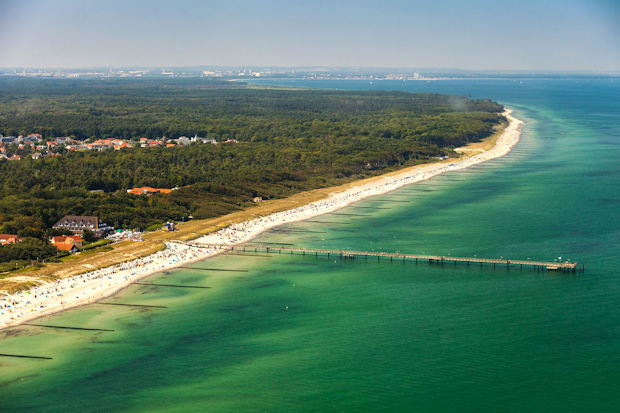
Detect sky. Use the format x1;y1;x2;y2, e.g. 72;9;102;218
0;0;619;71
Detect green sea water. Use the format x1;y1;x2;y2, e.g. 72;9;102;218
1;78;619;412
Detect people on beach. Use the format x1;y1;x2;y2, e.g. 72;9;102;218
0;111;522;329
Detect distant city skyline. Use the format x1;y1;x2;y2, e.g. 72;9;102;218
1;0;619;71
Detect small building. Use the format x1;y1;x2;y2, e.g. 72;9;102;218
113;142;130;150
0;234;23;246
51;235;83;251
26;133;43;141
127;187;175;196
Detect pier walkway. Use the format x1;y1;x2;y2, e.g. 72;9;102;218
180;242;581;272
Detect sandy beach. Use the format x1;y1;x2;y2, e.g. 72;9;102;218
0;109;523;330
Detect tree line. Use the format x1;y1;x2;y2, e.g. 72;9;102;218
0;78;504;265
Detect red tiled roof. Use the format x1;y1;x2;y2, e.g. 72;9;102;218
127;187;174;195
0;234;23;244
54;243;77;251
52;235;82;244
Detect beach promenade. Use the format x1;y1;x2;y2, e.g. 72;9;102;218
0;110;523;330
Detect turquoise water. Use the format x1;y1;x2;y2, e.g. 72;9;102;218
1;78;619;412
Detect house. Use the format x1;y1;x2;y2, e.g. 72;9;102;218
0;234;23;246
53;215;112;238
52;242;79;252
88;142;113;151
127;187;175;196
113;142;130;150
50;235;83;251
26;133;43;141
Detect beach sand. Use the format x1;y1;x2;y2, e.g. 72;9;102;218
0;109;522;330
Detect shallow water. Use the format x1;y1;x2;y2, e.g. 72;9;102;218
1;78;619;412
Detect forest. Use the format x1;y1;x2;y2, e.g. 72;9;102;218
0;78;504;264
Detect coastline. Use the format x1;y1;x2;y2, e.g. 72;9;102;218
0;109;523;331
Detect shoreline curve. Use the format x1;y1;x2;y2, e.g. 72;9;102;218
0;109;523;331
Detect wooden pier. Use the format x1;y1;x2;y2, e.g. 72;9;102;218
184;242;581;272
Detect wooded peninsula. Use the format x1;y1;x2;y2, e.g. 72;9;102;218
0;78;503;267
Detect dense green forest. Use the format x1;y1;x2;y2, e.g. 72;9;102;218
0;78;503;264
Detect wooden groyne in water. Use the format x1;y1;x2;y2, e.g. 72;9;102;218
0;353;53;360
182;242;582;272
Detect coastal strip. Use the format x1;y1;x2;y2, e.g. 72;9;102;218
0;109;523;330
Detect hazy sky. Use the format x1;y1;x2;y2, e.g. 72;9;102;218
0;0;619;70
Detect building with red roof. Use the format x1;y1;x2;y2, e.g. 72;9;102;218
0;234;23;246
127;187;175;196
50;235;83;251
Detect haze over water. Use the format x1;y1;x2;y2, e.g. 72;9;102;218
1;78;619;412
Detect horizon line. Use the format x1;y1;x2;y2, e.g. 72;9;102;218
1;66;619;74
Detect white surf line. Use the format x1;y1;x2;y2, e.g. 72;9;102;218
0;109;522;330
